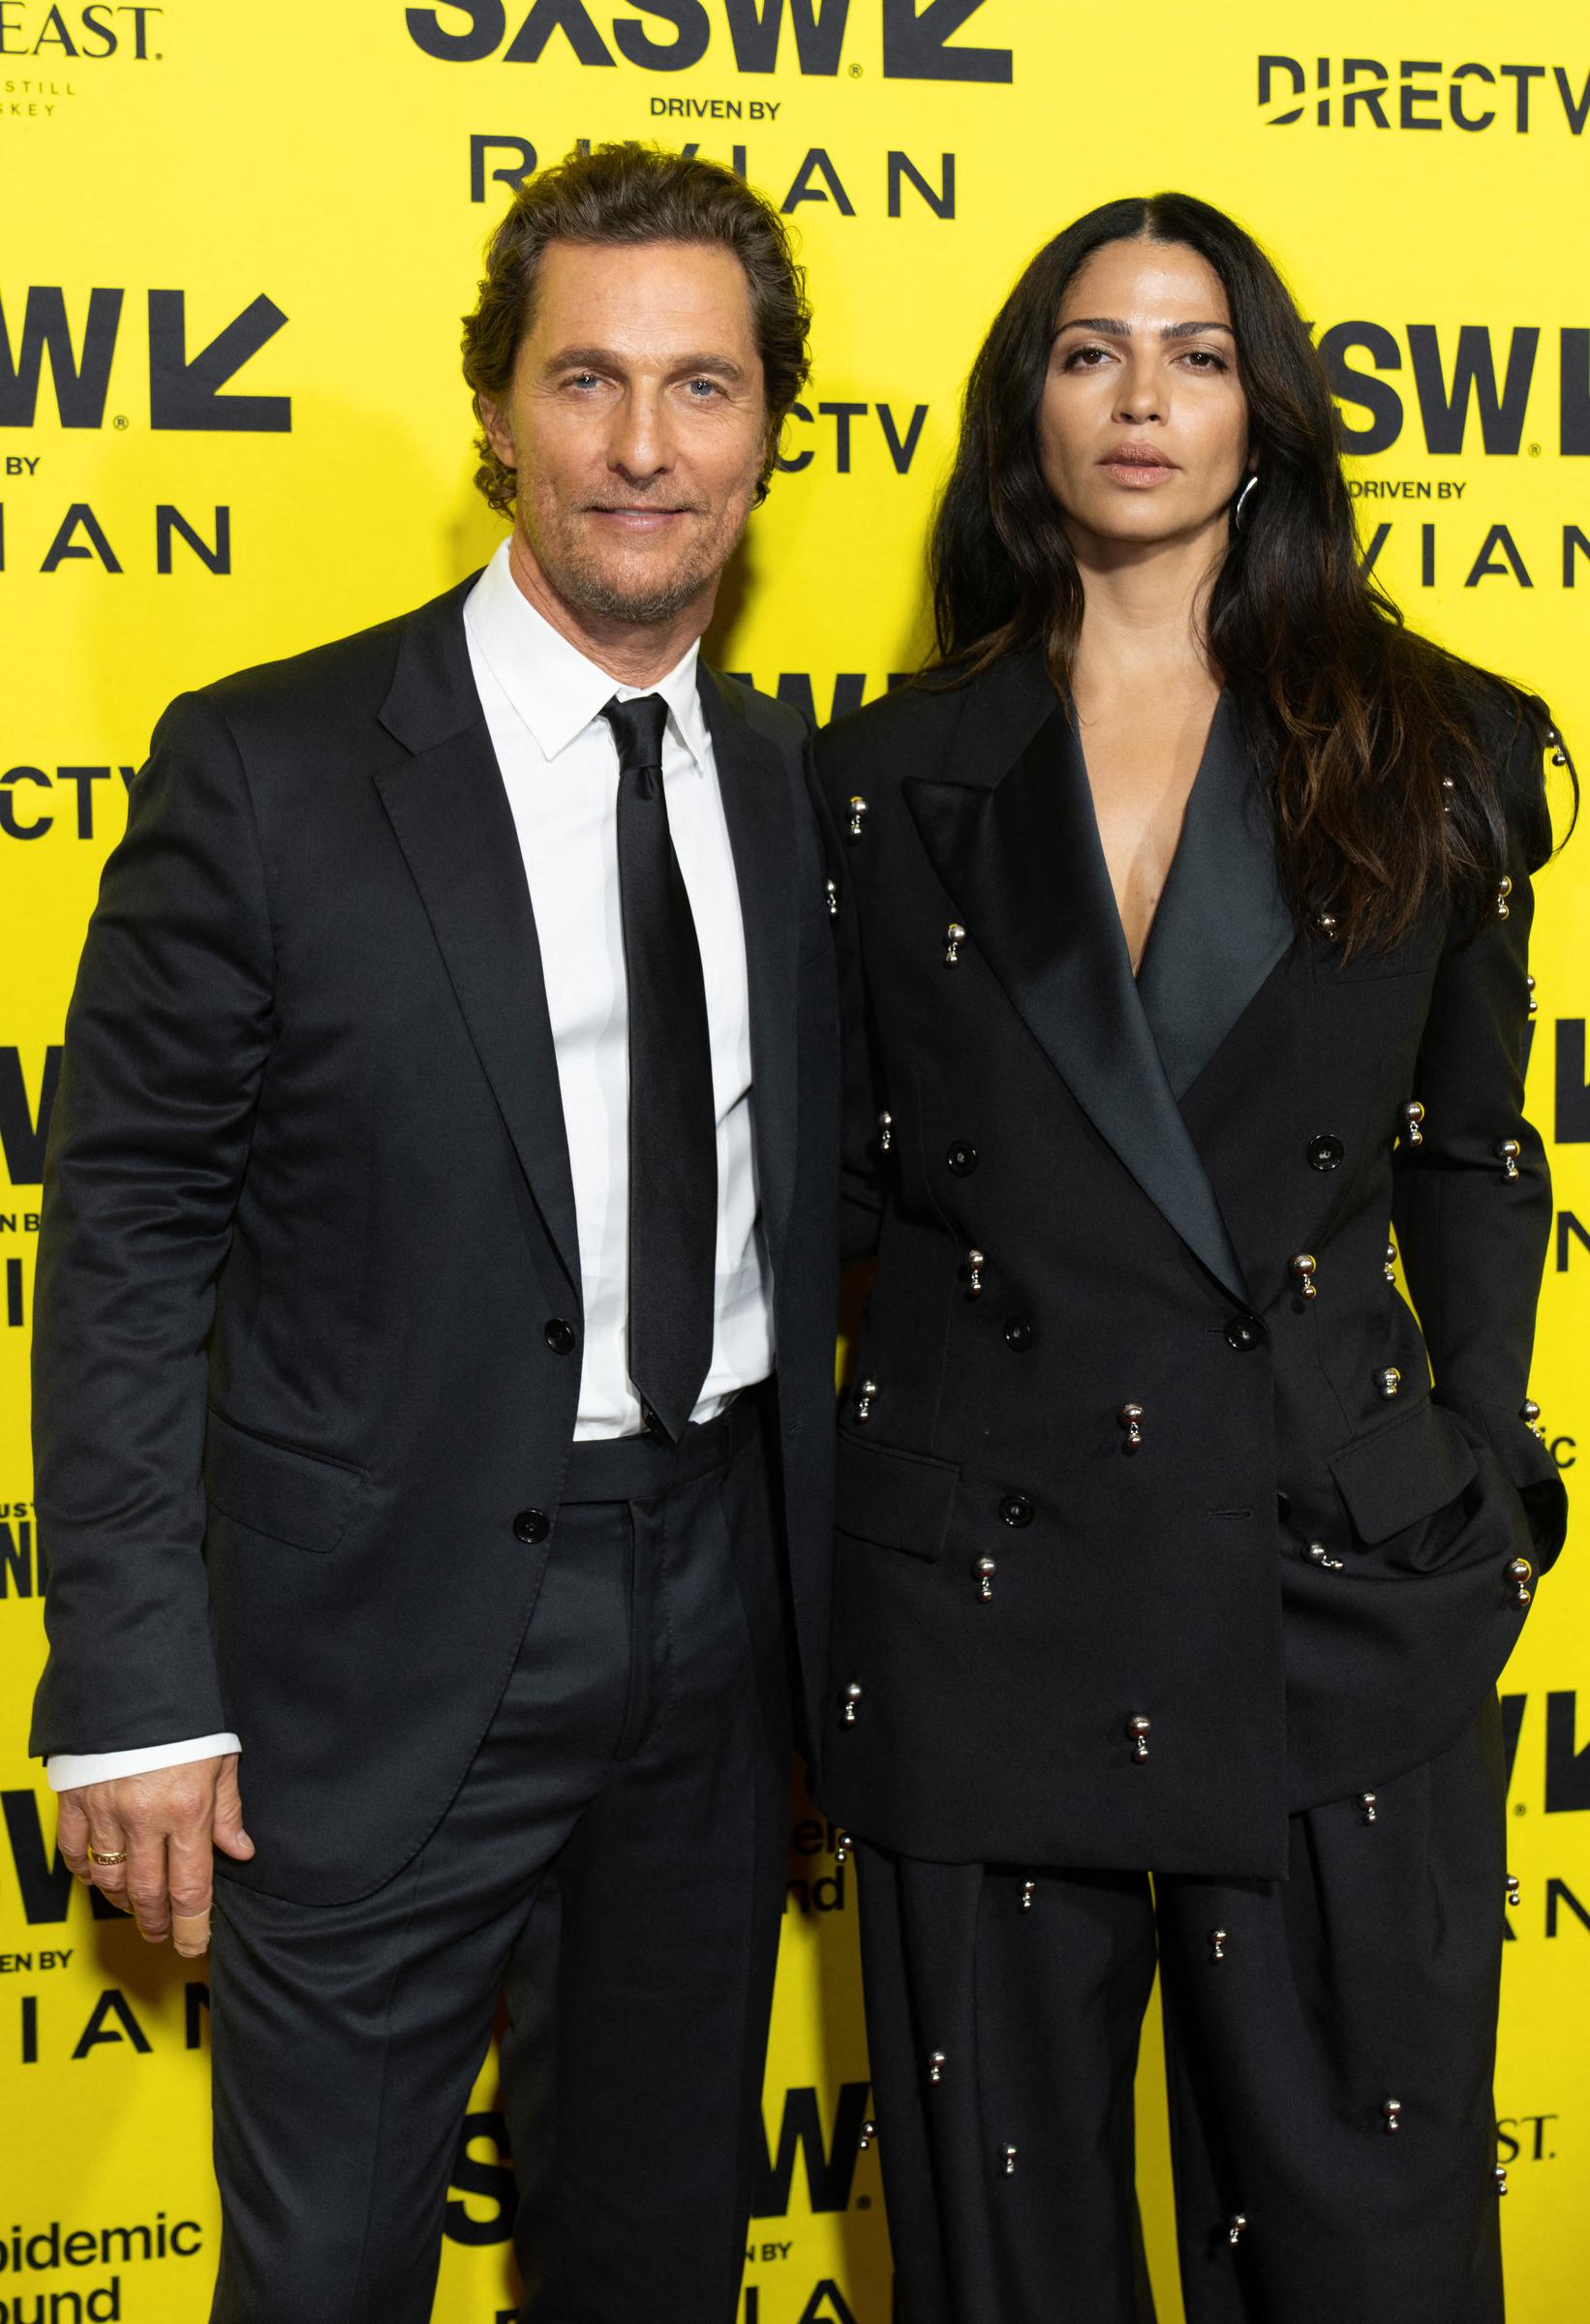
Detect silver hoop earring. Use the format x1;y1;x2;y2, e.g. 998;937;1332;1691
1234;474;1260;533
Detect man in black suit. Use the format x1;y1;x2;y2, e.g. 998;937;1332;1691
30;144;840;2324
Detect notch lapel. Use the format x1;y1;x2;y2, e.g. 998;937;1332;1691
698;666;800;1269
1136;692;1296;1100
374;579;582;1306
904;679;1248;1303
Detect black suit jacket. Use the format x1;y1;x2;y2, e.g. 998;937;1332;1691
30;575;841;1905
816;653;1566;1881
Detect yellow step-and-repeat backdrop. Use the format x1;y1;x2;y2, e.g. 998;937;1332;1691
2;5;1586;2318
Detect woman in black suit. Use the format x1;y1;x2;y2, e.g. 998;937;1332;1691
817;193;1573;2323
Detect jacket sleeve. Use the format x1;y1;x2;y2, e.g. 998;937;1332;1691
811;724;887;1265
1391;700;1569;1567
30;690;277;1755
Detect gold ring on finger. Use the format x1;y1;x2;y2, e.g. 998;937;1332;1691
86;1847;129;1866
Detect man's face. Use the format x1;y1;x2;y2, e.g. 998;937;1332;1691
479;237;770;631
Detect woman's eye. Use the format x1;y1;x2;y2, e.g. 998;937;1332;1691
1180;350;1228;372
1064;345;1112;370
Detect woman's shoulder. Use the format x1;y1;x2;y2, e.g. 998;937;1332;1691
816;669;964;780
816;648;1056;799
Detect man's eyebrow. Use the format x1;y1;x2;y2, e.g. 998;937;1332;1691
669;352;749;381
1053;316;1237;342
541;344;749;381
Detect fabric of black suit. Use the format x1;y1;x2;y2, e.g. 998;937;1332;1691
814;655;1565;2321
29;575;842;2321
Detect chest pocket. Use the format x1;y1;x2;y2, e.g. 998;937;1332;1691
1310;916;1446;986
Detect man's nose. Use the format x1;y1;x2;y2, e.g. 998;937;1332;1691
609;386;671;481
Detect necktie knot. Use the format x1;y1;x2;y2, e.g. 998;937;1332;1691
601;693;670;797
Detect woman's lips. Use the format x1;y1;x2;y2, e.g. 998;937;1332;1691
1098;447;1177;486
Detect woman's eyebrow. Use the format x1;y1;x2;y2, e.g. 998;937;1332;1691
1054;317;1237;340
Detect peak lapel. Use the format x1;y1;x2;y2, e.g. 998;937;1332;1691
374;581;582;1305
905;690;1248;1304
699;666;799;1269
1136;692;1296;1100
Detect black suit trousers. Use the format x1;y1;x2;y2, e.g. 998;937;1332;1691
207;1393;791;2324
856;1702;1508;2324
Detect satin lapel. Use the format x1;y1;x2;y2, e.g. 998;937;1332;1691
1136;692;1297;1100
698;666;799;1269
374;579;582;1304
905;703;1248;1303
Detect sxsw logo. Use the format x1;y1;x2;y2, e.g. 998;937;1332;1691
0;289;290;431
406;0;1013;81
1318;323;1590;457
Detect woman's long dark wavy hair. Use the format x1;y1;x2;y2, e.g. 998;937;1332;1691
931;192;1575;952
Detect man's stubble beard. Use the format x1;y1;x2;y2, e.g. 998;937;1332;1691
523;496;751;630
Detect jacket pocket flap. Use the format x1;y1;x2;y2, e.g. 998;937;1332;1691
836;1432;960;1561
1327;1401;1478;1546
204;1411;364;1553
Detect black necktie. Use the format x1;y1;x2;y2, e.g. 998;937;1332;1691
600;693;719;1441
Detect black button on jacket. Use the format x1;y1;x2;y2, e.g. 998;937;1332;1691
816;652;1565;1881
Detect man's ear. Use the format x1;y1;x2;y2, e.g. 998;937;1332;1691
477;394;516;472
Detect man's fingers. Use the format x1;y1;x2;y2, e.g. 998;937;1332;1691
56;1795;94;1883
124;1832;172;1945
211;1755;254;1861
167;1825;215;1959
82;1811;133;1911
57;1758;242;1931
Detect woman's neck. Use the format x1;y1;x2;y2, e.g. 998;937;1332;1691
1063;523;1224;717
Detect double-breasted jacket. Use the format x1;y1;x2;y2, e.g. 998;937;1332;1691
815;650;1566;1880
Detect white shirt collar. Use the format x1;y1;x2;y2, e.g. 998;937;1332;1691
465;537;709;773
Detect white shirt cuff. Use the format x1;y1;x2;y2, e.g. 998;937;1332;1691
46;1734;242;1791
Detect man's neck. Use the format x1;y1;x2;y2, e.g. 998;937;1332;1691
506;531;711;690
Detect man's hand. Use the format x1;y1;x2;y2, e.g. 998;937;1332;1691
57;1755;254;1956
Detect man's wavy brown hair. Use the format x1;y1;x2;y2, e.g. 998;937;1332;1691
462;142;810;514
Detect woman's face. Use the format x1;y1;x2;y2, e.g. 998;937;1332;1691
1037;236;1251;551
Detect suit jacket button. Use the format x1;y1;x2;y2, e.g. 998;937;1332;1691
1003;1315;1034;1352
512;1509;550;1544
999;1492;1034;1528
1224;1312;1265;1352
544;1319;576;1355
1306;1134;1345;1171
946;1141;979;1177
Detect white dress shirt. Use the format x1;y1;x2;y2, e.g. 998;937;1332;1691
49;539;774;1791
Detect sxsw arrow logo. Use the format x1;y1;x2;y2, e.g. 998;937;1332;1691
149;291;290;431
0;288;291;432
